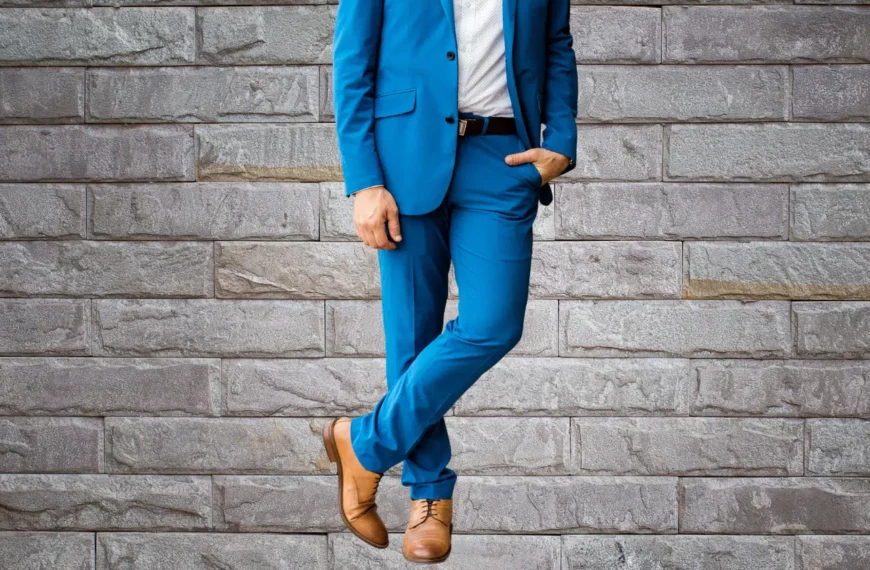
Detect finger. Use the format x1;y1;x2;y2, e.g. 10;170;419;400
372;222;395;250
356;221;375;249
386;207;402;242
504;149;537;166
362;227;379;249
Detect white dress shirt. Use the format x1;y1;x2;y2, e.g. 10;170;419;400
453;0;513;117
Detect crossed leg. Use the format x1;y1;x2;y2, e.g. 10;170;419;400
350;132;538;499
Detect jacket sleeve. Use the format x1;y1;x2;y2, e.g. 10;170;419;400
332;0;386;197
540;0;579;176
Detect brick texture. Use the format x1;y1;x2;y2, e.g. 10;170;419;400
1;2;869;568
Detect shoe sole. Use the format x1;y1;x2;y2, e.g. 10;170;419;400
323;418;389;549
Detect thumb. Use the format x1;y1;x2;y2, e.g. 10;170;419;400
505;150;536;166
386;206;402;242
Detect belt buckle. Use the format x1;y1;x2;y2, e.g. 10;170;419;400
458;118;468;136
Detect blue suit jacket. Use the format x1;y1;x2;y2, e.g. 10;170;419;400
333;0;579;215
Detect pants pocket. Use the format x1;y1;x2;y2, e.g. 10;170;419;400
521;162;542;187
514;136;542;188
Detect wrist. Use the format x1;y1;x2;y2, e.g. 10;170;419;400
350;184;385;198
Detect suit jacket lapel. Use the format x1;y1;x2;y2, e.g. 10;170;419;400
501;0;529;146
502;0;517;81
440;0;456;43
502;0;517;54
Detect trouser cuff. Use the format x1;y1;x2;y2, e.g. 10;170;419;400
409;481;455;501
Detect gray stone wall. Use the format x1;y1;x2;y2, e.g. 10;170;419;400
1;0;869;568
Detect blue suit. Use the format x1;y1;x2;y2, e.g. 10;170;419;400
333;0;578;213
333;0;579;500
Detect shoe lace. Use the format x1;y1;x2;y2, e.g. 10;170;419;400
360;472;383;513
411;499;446;528
370;473;383;497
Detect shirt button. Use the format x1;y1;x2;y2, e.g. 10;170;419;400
446;51;455;60
445;116;455;124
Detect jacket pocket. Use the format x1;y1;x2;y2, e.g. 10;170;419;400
374;88;416;119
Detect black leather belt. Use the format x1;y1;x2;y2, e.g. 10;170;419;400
458;116;517;136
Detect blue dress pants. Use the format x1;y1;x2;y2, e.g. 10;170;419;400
350;115;541;500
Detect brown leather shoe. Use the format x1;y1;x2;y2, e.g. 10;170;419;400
322;417;388;548
403;498;453;563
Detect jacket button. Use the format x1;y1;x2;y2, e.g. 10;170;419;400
446;51;455;60
445;116;455;124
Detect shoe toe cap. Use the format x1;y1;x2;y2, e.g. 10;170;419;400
355;512;388;547
406;538;448;559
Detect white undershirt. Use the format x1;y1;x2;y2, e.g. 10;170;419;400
453;0;514;118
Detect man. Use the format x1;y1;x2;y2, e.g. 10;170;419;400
323;0;578;562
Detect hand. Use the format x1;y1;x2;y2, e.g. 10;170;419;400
353;185;402;250
504;148;571;186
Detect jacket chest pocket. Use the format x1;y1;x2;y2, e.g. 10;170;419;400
374;88;417;119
